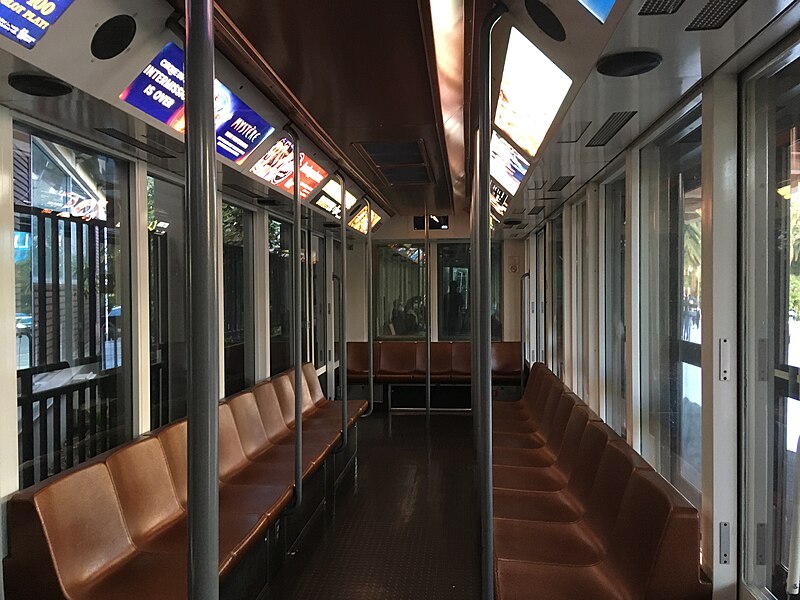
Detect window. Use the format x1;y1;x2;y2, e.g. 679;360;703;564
311;234;326;368
436;242;503;340
742;42;800;598
223;202;254;395
374;243;426;339
13;129;132;487
269;217;292;374
604;176;627;437
551;217;564;377
640;105;702;507
147;176;188;428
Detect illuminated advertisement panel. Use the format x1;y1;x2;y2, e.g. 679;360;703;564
250;138;328;199
120;42;275;164
314;179;358;218
489;181;509;219
495;28;572;158
490;130;529;195
578;0;616;22
0;0;74;49
348;205;381;234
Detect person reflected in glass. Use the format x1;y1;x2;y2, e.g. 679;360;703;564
443;280;464;337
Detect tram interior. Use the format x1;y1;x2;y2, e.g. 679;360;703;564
0;0;799;599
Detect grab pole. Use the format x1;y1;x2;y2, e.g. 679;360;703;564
362;197;376;417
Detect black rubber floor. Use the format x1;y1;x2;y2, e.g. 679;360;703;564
267;413;481;600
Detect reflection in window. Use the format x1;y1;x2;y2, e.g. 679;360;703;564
147;176;188;428
269;218;293;373
223;203;254;395
437;242;503;340
640;105;702;508
13;129;131;487
374;243;426;339
311;235;326;368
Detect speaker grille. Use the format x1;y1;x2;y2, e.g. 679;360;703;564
686;0;749;31
639;0;686;15
548;176;574;192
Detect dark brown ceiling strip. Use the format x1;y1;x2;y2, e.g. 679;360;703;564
210;3;397;217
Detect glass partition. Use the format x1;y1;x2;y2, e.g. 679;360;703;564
223;202;254;395
269;217;293;374
147;176;188;428
374;243;426;339
13;128;132;487
640;104;703;508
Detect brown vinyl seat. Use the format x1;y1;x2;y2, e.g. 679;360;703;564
491;342;523;384
494;470;711;600
298;363;367;426
450;341;472;383
375;341;417;383
413;341;454;383
346;342;380;384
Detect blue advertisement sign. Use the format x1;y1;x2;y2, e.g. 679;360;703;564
121;42;275;164
0;0;74;49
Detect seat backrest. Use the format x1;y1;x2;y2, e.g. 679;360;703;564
252;381;292;442
287;368;317;414
154;420;189;507
532;378;566;443
524;362;548;398
218;402;251;480
524;370;556;424
491;342;521;375
584;441;652;541
378;341;417;374
543;391;577;454
272;374;298;426
553;404;591;476
347;342;368;373
32;463;135;595
607;469;698;598
228;391;273;459
106;437;184;547
302;362;327;405
565;421;613;504
451;341;471;375
416;341;453;376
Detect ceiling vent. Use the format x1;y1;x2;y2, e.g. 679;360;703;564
528;206;545;215
9;72;72;97
586;111;637;147
355;140;433;186
91;15;137;60
597;52;662;77
548;176;574;192
639;0;686;15
686;0;749;31
95;128;175;159
525;0;566;42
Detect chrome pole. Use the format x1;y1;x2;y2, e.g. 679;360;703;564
286;126;303;509
363;197;375;417
520;272;530;389
425;210;431;422
335;173;348;450
184;0;219;595
478;5;507;600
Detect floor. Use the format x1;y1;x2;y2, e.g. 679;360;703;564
267;412;481;600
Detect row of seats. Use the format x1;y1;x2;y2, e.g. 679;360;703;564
492;363;712;600
3;363;367;600
347;341;522;385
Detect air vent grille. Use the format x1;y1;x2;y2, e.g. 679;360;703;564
355;140;432;185
586;111;637;147
96;128;176;159
528;206;545;215
639;0;686;15
549;176;574;192
686;0;748;30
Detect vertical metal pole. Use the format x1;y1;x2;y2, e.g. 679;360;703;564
477;5;506;600
520;272;530;389
425;211;431;422
184;0;220;596
337;174;348;449
286;126;303;508
363;198;375;417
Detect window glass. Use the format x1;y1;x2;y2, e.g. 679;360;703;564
640;105;702;508
604;177;627;437
742;49;800;597
147;176;188;428
436;242;503;340
269;217;293;374
14;129;131;487
312;234;326;368
223;203;254;394
551;217;564;377
374;243;426;339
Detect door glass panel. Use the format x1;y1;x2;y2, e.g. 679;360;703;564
147;176;188;428
374;243;426;339
640;104;703;508
312;235;326;368
14;129;132;487
269;217;293;374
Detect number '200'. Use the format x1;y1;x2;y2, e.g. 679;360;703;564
26;0;56;15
